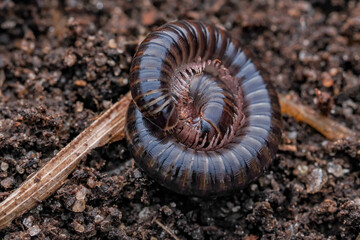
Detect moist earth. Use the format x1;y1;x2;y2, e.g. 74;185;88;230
0;0;360;239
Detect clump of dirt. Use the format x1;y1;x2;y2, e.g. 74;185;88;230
0;0;359;239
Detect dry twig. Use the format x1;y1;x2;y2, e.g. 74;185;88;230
0;92;131;229
154;219;180;240
279;94;359;141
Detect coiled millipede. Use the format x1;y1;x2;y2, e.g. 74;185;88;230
125;20;282;196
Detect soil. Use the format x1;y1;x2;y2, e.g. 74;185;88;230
0;0;360;239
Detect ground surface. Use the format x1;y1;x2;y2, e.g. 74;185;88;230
0;0;360;239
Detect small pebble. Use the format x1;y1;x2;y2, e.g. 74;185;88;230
86;70;97;81
161;205;173;216
95;53;108;67
117;77;128;86
25;151;37;160
72;199;86;212
85;41;94;49
20;39;35;53
87;178;97;188
102;100;112;109
113;66;121;76
329;68;338;76
138;207;152;221
108;39;117;49
74;80;87;87
133;169;142;179
141;8;157;26
321;72;334;87
1;161;9;171
108;207;122;219
250;183;258;191
107;59;116;67
307;168;328;193
296;165;308;176
75;101;84;112
1;176;15;189
232;206;241;213
16;165;25;174
245;199;254;211
28;225;41;236
23;216;35;228
75;186;87;200
226;202;234;209
1;20;16;29
72;221;85;233
288;131;298;140
327;162;348;177
94;214;105;224
64;53;77;67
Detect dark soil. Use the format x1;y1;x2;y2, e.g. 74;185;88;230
1;0;360;239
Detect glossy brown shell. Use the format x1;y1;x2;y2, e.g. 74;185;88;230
125;20;282;197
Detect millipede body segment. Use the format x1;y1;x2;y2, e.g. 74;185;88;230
125;20;282;196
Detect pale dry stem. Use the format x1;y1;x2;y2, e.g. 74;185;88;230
154;219;180;240
0;92;132;230
279;93;359;142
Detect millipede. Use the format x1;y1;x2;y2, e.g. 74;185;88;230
125;20;282;196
